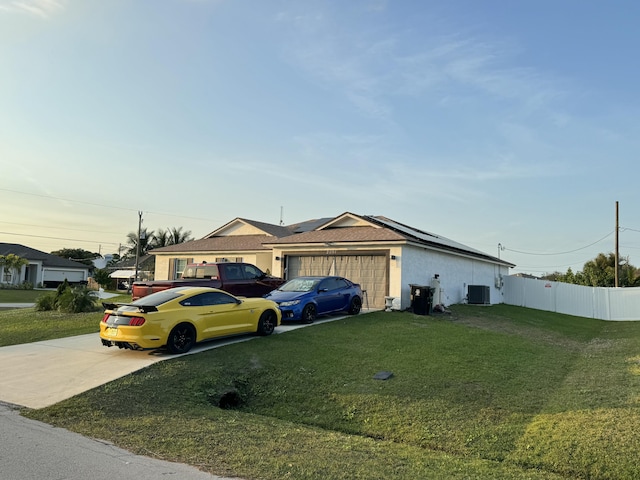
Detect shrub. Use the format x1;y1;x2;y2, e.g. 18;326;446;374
57;287;100;313
34;285;100;313
35;293;57;311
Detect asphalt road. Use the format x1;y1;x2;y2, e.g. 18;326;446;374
0;402;236;480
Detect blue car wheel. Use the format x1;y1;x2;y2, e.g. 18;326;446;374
302;304;317;323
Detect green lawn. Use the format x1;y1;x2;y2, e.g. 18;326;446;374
0;293;131;346
0;288;49;303
17;305;640;479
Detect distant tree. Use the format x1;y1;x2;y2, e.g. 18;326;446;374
168;226;193;245
125;228;155;258
549;253;638;287
581;253;615;287
541;271;563;282
150;229;171;249
93;268;112;289
124;226;193;257
50;248;101;266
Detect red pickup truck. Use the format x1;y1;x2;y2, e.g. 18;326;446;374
131;262;285;300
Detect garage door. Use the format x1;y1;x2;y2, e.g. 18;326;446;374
286;254;387;309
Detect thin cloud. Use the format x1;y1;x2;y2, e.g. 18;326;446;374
0;0;65;18
277;6;568;122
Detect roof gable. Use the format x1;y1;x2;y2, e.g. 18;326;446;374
317;212;379;230
204;218;292;238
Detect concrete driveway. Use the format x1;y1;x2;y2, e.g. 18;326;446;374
0;315;351;409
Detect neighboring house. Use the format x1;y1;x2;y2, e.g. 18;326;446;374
108;254;155;283
0;243;90;287
150;213;515;310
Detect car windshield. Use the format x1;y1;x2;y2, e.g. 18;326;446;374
279;278;320;292
132;288;187;307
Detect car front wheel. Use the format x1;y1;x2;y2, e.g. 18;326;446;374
302;304;317;323
257;310;277;336
166;323;196;354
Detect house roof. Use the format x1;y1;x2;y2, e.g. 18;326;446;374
148;212;515;268
0;243;90;270
150;235;274;254
268;212;515;267
267;226;405;244
109;254;155;269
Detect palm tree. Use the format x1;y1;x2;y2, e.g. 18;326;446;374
168;226;193;245
125;228;155;258
150;228;170;249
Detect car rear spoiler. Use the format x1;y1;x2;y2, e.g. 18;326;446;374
101;302;159;313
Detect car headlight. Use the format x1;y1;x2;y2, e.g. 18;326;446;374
279;300;301;307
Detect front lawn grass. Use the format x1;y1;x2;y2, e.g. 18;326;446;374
0;288;48;303
0;293;131;346
24;305;640;479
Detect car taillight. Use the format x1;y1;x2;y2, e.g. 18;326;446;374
128;317;146;326
101;314;110;323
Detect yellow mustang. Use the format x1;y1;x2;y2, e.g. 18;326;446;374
100;286;281;354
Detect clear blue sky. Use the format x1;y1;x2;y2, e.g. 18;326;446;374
1;0;639;276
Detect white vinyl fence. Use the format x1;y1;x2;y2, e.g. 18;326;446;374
503;275;640;321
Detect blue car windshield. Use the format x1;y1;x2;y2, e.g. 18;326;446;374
279;278;320;292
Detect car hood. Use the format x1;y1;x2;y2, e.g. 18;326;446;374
264;290;310;303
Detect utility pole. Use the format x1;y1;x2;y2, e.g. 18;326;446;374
615;201;619;288
134;211;143;282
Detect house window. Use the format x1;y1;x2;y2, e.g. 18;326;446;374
215;257;243;263
174;258;188;279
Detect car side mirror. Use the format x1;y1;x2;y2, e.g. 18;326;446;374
318;288;328;293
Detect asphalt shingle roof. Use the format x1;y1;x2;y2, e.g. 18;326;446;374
150;235;274;253
0;243;90;269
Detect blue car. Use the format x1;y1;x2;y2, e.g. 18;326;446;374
264;276;363;323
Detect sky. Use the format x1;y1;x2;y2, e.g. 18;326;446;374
1;0;639;276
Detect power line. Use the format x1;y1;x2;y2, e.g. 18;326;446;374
503;231;614;256
0;220;122;235
0;231;119;246
0;187;222;223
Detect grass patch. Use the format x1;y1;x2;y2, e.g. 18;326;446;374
0;288;49;303
22;304;640;479
0;293;130;346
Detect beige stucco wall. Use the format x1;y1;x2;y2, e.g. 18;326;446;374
154;252;272;280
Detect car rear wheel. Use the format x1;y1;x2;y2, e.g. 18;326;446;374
348;296;362;315
167;323;196;354
257;310;277;336
302;304;317;324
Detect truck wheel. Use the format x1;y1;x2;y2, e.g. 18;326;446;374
257;310;277;336
302;304;316;324
166;323;196;354
348;296;362;315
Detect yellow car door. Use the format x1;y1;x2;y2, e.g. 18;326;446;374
196;291;251;339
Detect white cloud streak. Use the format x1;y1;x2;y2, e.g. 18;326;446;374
0;0;65;18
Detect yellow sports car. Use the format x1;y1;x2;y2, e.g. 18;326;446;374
100;286;281;354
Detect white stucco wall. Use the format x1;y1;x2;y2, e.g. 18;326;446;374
397;245;510;309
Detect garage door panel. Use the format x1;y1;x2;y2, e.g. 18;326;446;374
287;254;387;309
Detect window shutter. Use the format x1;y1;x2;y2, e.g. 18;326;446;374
168;259;176;280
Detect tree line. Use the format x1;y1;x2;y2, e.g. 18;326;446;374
542;252;640;287
48;226;194;266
